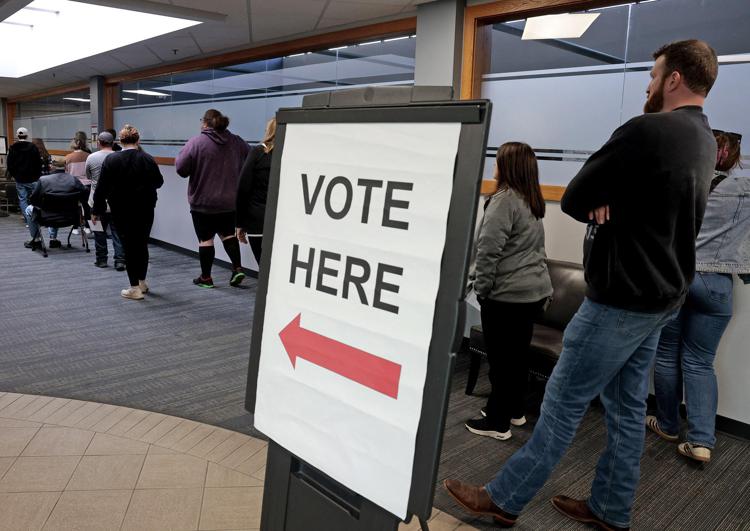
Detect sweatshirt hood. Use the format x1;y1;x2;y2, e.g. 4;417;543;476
201;128;231;145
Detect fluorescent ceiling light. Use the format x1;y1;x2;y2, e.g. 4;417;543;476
0;0;201;78
123;89;170;97
122;97;136;101
383;36;409;42
63;97;90;102
522;13;600;40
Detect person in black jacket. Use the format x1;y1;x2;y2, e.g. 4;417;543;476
445;40;718;531
236;117;275;266
7;127;42;243
25;169;88;250
92;125;164;300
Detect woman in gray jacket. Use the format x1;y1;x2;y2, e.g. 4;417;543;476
648;130;749;463
466;142;553;441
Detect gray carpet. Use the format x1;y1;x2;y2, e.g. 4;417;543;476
0;213;258;435
1;213;749;530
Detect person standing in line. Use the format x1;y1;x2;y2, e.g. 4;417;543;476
236;117;275;266
105;128;123;152
444;39;718;531
176;109;250;288
66;131;92;236
32;138;52;176
86;131;126;270
7;127;42;247
464;142;552;441
648;129;749;464
92;125;163;300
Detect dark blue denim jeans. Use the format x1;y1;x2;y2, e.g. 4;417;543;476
16;182;36;235
94;213;125;263
485;298;677;528
653;272;733;448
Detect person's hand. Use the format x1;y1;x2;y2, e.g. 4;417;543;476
236;228;247;244
91;214;99;223
588;205;610;225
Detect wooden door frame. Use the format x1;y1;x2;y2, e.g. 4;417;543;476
462;0;627;197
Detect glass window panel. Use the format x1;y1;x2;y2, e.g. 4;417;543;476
14;90;92;151
113;36;416;158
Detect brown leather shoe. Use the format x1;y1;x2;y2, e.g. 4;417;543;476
443;479;517;527
551;495;629;531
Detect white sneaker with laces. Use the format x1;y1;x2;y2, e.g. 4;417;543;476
83;227;92;234
72;228;80;235
121;287;144;300
139;280;149;293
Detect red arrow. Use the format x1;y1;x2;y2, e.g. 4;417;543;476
279;314;402;399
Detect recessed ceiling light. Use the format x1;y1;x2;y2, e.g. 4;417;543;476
63;97;90;102
122;97;136;101
0;0;201;78
122;89;170;97
522;13;600;40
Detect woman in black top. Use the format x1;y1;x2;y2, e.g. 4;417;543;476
92;124;164;300
236;118;275;266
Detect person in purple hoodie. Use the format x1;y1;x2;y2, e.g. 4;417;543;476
176;109;250;288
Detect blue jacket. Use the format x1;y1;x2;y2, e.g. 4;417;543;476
696;172;750;281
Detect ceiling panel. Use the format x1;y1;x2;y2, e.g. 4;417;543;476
250;0;328;42
322;1;407;25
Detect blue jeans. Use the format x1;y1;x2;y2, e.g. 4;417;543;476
24;205;58;240
486;298;677;528
653;273;733;448
16;182;36;233
93;213;125;263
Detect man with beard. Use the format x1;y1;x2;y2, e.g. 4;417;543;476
444;40;717;531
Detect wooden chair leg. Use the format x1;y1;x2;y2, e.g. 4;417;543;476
465;349;482;395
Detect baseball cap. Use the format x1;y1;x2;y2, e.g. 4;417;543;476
16;127;28;138
98;131;114;145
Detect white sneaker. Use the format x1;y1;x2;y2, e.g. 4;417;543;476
121;287;144;300
83;227;91;234
72;228;80;235
139;280;149;293
511;416;527;427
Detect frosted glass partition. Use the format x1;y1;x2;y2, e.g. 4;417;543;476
113;37;416;157
481;0;750;186
13;112;91;151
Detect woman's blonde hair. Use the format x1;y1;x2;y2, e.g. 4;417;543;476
119;124;140;144
262;118;276;154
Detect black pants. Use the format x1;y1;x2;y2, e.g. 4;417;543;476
479;297;547;431
115;210;154;287
249;236;262;266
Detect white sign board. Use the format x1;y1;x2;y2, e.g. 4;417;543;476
254;121;461;518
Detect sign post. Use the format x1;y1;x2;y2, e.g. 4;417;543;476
246;86;490;530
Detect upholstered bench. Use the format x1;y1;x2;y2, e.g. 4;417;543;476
466;259;586;395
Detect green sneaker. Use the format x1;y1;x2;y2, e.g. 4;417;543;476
230;270;246;287
193;276;214;288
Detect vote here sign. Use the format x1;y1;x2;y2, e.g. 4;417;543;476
254;121;461;518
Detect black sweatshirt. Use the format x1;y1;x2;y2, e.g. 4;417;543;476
7;141;41;183
235;144;272;234
92;149;164;218
561;106;716;313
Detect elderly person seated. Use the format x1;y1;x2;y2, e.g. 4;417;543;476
25;168;88;250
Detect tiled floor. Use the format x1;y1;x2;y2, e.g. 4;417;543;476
0;392;473;531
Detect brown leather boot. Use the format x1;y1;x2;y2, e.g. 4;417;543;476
443;479;517;527
551;495;629;531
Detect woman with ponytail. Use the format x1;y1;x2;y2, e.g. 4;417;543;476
176;109;250;288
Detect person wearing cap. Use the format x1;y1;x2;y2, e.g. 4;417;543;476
86;131;125;270
7;127;43;247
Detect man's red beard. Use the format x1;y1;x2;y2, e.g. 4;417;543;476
644;78;666;113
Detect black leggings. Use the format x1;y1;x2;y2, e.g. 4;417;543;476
479;297;547;431
116;210;154;287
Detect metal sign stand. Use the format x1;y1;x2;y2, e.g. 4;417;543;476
246;86;491;531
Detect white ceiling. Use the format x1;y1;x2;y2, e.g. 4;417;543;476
0;0;429;99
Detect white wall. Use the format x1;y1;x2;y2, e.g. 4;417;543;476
151;165;259;272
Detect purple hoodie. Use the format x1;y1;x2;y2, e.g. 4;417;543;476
175;128;250;213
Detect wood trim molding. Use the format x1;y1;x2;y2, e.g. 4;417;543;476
153;156;175;166
5;101;15;146
48;149;71;156
480;180;566;202
106;18;417;85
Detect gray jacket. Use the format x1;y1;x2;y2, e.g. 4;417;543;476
696;172;750;278
469;187;552;303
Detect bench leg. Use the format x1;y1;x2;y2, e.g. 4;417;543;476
465;350;482;395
